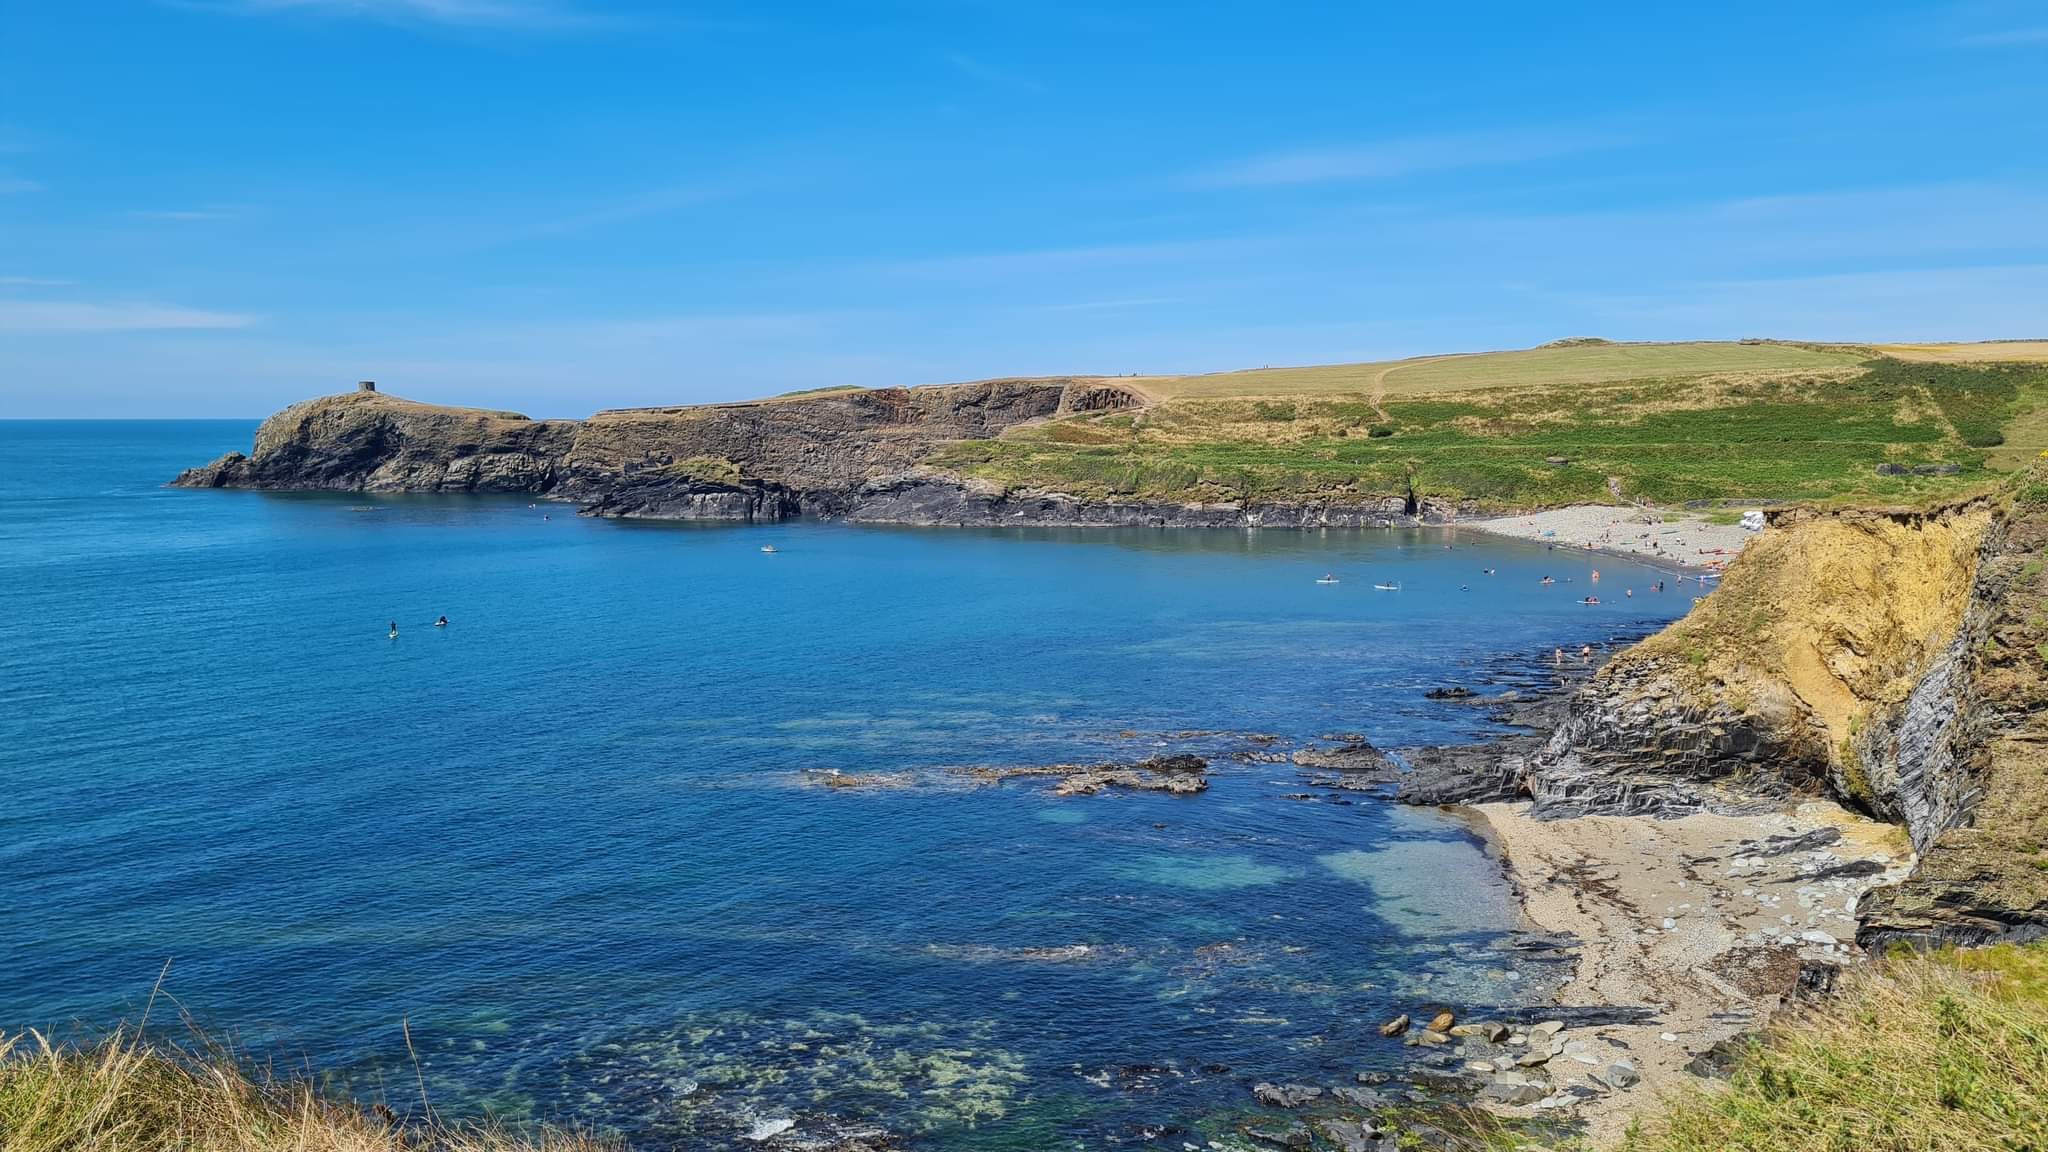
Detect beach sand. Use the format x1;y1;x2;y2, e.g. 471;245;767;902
1469;799;1911;1146
1463;506;1758;574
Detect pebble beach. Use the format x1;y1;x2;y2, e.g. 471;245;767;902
1464;505;1760;573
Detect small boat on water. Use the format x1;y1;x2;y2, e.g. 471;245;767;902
1374;582;1401;591
1315;574;1340;584
761;545;779;553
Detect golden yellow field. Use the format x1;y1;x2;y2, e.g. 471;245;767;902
1874;340;2048;363
1134;340;1862;401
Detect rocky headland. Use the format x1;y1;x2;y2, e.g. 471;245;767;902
172;384;1472;529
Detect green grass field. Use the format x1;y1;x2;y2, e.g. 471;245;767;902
929;353;2048;510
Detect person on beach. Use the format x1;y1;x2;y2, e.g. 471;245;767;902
1554;647;1565;666
1579;644;1594;659
1591;569;1600;582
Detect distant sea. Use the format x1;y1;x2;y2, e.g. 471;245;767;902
0;421;1688;1149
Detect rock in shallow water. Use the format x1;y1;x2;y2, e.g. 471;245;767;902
1315;1118;1386;1152
1250;1082;1323;1108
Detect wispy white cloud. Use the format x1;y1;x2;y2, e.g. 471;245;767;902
1522;263;2048;343
0;300;256;332
0;176;42;194
519;179;740;239
126;208;239;221
1960;25;2048;45
1008;296;1181;314
883;236;1272;279
943;50;1044;93
1197;128;1628;188
182;0;608;30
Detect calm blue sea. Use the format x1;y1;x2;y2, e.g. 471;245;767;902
0;422;1687;1149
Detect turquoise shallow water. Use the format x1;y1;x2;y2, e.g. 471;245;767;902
0;422;1688;1149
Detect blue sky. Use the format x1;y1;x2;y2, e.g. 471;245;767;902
2;1;2047;417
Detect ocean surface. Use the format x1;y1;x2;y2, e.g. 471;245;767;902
0;421;1690;1149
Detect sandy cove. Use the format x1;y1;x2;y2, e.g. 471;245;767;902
1465;799;1912;1146
1462;506;1757;575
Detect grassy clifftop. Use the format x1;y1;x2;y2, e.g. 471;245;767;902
1623;943;2048;1152
933;353;2048;510
0;1030;602;1152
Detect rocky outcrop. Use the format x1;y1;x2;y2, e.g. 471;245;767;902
1394;736;1547;807
580;471;804;522
1463;472;2048;949
552;380;1079;507
839;474;1428;528
174;381;1473;528
1524;504;1993;820
174;392;577;492
1528;657;1826;817
177;381;1084;507
968;754;1211;796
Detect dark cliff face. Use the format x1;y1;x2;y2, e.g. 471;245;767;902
175;393;579;493
1526;658;1829;818
553;380;1075;509
172;378;1448;528
175;380;1084;503
1857;490;2048;949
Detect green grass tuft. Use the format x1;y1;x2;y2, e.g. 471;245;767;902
1624;944;2048;1152
0;1029;606;1152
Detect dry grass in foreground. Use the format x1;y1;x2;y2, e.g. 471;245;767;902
1624;943;2048;1152
0;1029;606;1152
